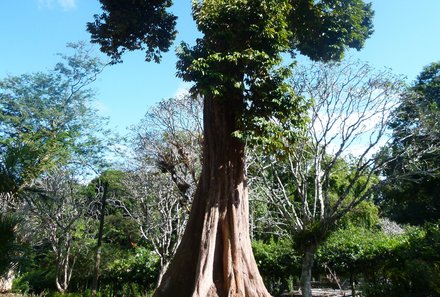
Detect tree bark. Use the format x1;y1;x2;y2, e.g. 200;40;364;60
153;94;271;297
300;244;316;297
350;273;356;297
92;182;108;297
156;260;169;289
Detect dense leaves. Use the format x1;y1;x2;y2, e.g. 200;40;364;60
0;214;21;276
87;0;177;63
289;0;374;61
253;238;301;296
317;226;402;279
88;0;373;151
380;62;440;225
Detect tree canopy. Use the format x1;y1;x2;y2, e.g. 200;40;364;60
380;62;440;225
0;42;107;195
88;1;374;140
87;0;177;63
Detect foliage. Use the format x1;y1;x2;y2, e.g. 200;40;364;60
338;201;380;230
380;62;440;225
0;213;21;276
101;246;160;294
0;42;107;193
12;268;56;294
289;0;373;61
87;0;177;63
390;62;440;145
102;213;140;248
361;224;440;297
380;177;440;225
316;226;403;278
253;238;301;296
316;223;440;297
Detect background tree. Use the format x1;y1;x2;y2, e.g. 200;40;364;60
122;170;189;286
22;168;96;293
254;60;403;297
121;95;202;285
380;62;440;225
84;170;145;296
91;180;108;297
87;1;374;296
0;42;109;293
0;42;107;208
131;95;203;207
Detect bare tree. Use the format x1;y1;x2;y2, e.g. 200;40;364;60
133;94;203;205
254;60;404;297
119;94;203;285
22;168;95;293
121;169;188;285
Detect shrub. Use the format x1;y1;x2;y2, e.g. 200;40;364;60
253;238;301;295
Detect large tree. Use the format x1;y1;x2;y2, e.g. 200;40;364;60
87;1;374;296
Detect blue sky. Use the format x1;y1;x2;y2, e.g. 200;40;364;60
1;0;439;133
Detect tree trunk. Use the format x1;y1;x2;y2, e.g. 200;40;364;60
153;94;271;297
55;273;66;294
0;268;16;293
350;273;356;297
156;259;169;288
300;244;316;297
92;182;108;297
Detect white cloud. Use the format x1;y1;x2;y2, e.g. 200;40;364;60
38;0;76;10
173;83;192;99
92;100;111;116
58;0;76;10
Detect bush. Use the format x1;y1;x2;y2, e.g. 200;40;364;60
316;226;403;280
329;223;440;297
100;246;160;295
362;258;440;297
12;268;55;294
253;238;301;296
365;223;440;297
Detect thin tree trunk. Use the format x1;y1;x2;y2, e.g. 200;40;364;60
156;260;169;288
153;94;271;297
55;251;68;293
350;273;356;297
55;273;66;294
300;244;316;297
92;182;108;297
